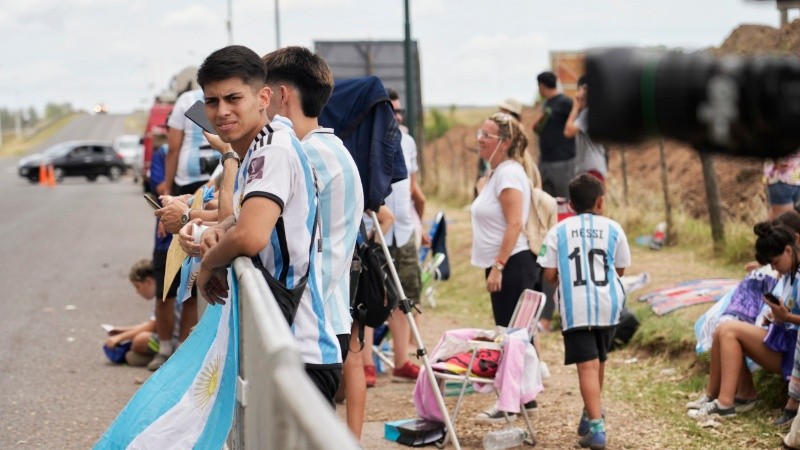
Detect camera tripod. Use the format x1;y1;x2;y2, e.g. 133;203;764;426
368;210;461;450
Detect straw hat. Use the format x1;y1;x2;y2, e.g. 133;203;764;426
498;98;523;117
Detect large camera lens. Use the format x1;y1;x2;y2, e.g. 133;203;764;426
586;47;800;159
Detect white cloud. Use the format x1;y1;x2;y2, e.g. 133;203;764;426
159;5;218;28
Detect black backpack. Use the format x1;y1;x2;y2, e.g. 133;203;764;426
610;307;640;351
349;222;400;346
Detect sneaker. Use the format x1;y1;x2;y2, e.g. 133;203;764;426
733;397;759;413
147;352;170;372
685;394;714;410
688;399;736;419
364;364;377;388
523;400;538;412
474;407;516;423
391;361;420;383
124;351;154;367
578;429;606;450
578;411;590;437
773;408;798;427
577;410;605;436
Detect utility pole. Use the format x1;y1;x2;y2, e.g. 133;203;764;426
403;0;415;139
275;0;281;49
227;0;233;45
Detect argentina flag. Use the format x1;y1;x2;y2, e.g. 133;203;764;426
94;269;238;450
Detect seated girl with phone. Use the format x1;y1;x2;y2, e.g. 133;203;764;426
687;221;800;419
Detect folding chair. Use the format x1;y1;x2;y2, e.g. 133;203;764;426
431;289;546;447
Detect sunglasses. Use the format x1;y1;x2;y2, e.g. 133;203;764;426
394;108;406;115
488;112;515;141
476;129;501;140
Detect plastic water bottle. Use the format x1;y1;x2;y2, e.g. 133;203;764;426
482;427;527;450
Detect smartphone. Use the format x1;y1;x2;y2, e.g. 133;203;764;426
764;292;781;305
184;99;216;135
143;193;161;210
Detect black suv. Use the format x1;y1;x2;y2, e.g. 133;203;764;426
18;140;126;183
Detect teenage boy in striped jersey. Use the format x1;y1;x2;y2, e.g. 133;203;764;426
261;46;367;438
538;173;631;450
194;45;343;405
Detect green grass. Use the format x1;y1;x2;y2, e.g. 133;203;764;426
0;114;80;157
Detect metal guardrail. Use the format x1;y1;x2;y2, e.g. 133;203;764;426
228;257;360;450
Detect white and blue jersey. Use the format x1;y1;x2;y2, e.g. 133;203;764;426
538;213;631;331
234;115;341;366
301;127;364;336
167;89;214;186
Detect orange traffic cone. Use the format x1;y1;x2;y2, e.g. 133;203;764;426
38;163;48;186
47;165;56;187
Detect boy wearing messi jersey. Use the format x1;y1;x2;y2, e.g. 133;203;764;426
538;173;631;450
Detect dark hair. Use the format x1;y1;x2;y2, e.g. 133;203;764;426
569;173;604;213
197;45;267;91
754;221;797;266
774;210;800;234
387;88;400;101
129;259;154;283
537;71;557;89
261;46;334;118
577;75;587;87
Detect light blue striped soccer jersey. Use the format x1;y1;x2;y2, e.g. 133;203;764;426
302;128;364;336
234;115;341;366
538;213;631;331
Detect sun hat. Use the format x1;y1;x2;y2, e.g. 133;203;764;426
498;98;523;117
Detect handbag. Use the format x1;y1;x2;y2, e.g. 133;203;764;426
251;167;321;326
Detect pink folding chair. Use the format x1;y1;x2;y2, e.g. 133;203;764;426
431;289;546;447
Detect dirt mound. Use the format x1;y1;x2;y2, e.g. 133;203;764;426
422;21;800;223
712;24;782;55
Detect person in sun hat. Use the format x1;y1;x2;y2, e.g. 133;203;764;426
498;97;523;121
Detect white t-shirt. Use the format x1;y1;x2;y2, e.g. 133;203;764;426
470;160;531;268
380;130;419;247
537;213;631;331
234;116;341;366
301;128;364;336
167;89;214;187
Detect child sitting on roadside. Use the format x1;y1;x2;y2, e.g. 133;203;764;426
538;174;631;450
103;259;181;367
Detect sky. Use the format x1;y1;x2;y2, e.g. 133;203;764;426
0;0;785;114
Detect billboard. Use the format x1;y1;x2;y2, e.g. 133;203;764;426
549;51;585;98
315;40;423;141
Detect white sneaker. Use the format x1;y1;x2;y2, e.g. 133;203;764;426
685;394;713;410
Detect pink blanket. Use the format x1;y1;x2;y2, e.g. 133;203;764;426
413;327;543;421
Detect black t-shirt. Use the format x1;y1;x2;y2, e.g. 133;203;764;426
536;93;576;162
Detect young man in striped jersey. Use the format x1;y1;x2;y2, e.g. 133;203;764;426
261;46;367;437
194;45;343;405
538;173;631;450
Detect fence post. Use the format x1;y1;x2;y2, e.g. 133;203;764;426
699;151;725;250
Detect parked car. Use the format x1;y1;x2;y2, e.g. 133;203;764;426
113;134;144;182
17;140;126;183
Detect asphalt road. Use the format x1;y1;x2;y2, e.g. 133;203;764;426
0;114;156;448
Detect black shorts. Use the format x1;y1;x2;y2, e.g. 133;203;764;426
152;249;178;300
562;327;616;365
305;365;343;408
337;334;351;364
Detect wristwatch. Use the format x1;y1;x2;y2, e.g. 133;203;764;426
221;151;241;166
492;260;505;272
180;209;192;225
